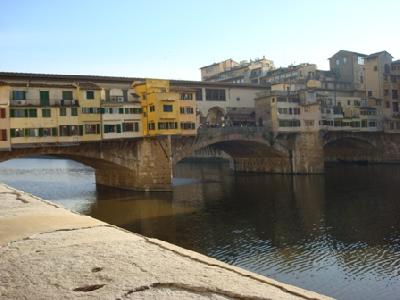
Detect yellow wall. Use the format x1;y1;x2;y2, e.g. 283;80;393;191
135;79;186;136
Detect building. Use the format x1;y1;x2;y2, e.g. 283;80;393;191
133;79;197;136
170;80;266;127
255;87;320;133
328;50;367;92
200;57;274;84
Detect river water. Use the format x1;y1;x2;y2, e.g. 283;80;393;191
0;157;399;299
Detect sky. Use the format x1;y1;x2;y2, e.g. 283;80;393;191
1;0;400;80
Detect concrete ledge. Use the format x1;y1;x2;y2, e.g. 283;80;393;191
0;184;333;299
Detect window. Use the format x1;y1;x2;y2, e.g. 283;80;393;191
163;105;173;112
60;107;67;116
10;128;25;138
42;109;51;118
278;119;301;127
122;122;139;132
86;91;94;100
150;105;155;112
62;91;73;100
0;108;6;118
103;124;121;134
180;107;194;114
158;122;178;130
360;75;364;84
180;122;195;130
386;101;391;108
180;93;193;100
71;107;78;116
336;59;340;66
10;109;25;118
0;129;7;141
12;91;26;100
374;66;378;71
358;56;364;65
205;89;226;101
393;102;399;112
361;120;368;128
40;91;50;106
148;122;155;130
84;124;100;134
304;120;314;126
384;89;389;97
392;90;399;100
195;89;203;101
10;108;37;118
59;125;81;136
368;91;373;97
343;57;347;64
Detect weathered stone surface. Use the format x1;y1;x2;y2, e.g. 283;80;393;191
0;184;333;299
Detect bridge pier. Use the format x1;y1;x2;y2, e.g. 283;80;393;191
291;132;324;174
231;132;324;174
95;137;173;191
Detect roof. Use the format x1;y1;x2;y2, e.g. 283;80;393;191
328;50;367;59
0;72;267;90
199;59;236;70
365;51;393;59
392;60;400;64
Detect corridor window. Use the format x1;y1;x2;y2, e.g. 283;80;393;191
205;89;226;101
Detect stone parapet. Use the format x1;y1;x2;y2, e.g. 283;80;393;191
0;184;332;299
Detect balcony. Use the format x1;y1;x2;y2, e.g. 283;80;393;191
10;99;33;106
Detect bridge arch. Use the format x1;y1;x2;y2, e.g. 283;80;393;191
323;135;379;163
0;138;173;191
172;128;295;174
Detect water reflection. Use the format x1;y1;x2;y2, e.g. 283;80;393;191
0;158;399;299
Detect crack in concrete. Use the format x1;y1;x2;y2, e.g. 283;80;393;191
0;191;29;203
121;282;273;300
0;224;115;248
140;238;321;300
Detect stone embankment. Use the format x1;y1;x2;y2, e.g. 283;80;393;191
0;184;333;299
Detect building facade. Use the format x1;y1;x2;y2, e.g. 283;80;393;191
200;57;274;84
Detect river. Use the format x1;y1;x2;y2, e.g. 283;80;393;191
0;157;399;300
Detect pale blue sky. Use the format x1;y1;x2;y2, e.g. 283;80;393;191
1;0;399;80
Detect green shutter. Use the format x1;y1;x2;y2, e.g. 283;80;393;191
40;91;50;106
10;129;16;138
119;108;124;114
117;124;121;133
38;128;43;137
51;128;58;136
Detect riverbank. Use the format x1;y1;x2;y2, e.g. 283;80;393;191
0;183;331;299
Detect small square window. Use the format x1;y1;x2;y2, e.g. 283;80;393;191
86;91;94;100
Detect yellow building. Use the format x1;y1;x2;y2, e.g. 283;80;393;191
134;79;197;136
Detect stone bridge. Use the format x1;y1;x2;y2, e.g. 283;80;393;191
0;128;400;191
